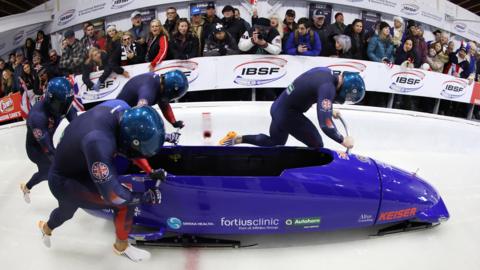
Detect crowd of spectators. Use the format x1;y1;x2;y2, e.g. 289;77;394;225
0;3;479;119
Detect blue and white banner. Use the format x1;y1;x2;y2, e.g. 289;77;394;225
75;55;476;104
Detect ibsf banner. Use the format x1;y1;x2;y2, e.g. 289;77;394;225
0;93;23;123
75;55;477;104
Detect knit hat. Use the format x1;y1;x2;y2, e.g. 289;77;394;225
379;21;390;31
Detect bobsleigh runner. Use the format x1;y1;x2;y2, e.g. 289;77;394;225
85;125;450;248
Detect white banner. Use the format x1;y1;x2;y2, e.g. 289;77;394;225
75;55;476;105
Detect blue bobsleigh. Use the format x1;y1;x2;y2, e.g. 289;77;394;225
86;145;449;247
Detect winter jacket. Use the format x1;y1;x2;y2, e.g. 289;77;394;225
221;17;247;43
203;31;240;56
367;34;394;63
285;31;321;56
311;23;329;56
202;15;222;46
121;42;145;66
168;33;200;60
81;51;124;89
59;39;86;75
164;16;180;37
238;28;282;55
394;48;417;66
145;34;168;68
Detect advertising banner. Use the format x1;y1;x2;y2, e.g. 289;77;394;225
308;3;333;24
0;93;23;123
190;1;215;17
75;55;477;105
361;10;381;38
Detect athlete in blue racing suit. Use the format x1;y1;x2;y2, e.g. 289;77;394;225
219;68;365;148
21;77;77;203
37;100;166;262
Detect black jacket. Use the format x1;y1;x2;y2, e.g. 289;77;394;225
311;23;329;56
394;48;417;66
221;17;246;43
345;26;367;60
168;33;200;60
121;42;145;65
203;15;222;45
164;16;179;37
203;31;240;56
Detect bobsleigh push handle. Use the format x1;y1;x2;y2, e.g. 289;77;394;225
338;115;350;154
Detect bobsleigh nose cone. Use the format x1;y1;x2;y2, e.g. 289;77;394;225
417;197;450;224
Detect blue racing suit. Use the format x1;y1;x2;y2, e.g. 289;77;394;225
242;67;344;148
46;100;147;240
25;100;77;190
116;72;178;126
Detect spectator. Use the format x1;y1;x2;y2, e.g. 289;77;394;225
164;7;180;37
145;19;169;71
367;21;394;63
36;66;49;95
23;38;35;63
128;11;149;50
239;17;282;55
345;19;367;60
202;2;222;49
413;27;428;68
394;38;417;68
2;69;15;96
191;7;205;54
59;29;86;75
426;42;445;73
81;22;99;52
168;18;200;60
324;34;352;58
35;30;51;61
120;32;145;66
0;58;6;97
391;16;404;49
32;51;43;71
269;14;284;40
427;29;442;46
311;9;329;56
327;12;346;36
82;47;128;91
203;23;240;56
96;29;107;51
19;62;40;99
234;8;251;31
7;53;15;71
46;49;62;77
285;17;321;56
105;24;125;72
282;9;297;48
221;5;246;43
13;50;25;90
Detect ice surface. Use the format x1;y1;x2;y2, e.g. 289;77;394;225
1;102;479;270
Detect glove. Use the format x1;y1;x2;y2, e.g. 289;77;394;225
332;110;341;119
172;120;185;129
92;81;101;92
341;136;354;149
143;188;161;204
149;168;167;182
165;132;181;144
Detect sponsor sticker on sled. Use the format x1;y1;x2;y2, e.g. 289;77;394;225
336;151;349;160
167;217;183;229
91;162;110;182
378;208;417;221
221;217;279;231
285;217;321;229
358;214;374;223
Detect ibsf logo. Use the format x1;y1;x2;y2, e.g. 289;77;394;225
454;22;467;33
401;4;420;15
81;75;121;101
441;79;467;99
234;57;287;86
389;70;425;93
327;61;366;75
13;31;25;46
57;9;76;26
0;98;14;113
155;60;199;84
111;0;134;9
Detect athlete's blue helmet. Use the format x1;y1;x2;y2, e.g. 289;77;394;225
45;77;74;116
119;106;165;158
161;70;188;101
337;71;366;104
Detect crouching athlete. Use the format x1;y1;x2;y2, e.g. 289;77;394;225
117;69;189;129
21;77;77;203
38;100;166;262
219;68;365;149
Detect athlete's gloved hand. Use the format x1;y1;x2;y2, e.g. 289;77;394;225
149;168;167;182
165;132;181;145
332;110;341;119
92;81;101;92
143;188;161;204
341;136;354;149
172;120;185;129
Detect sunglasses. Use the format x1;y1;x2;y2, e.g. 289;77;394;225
167;12;176;15
123;37;131;41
